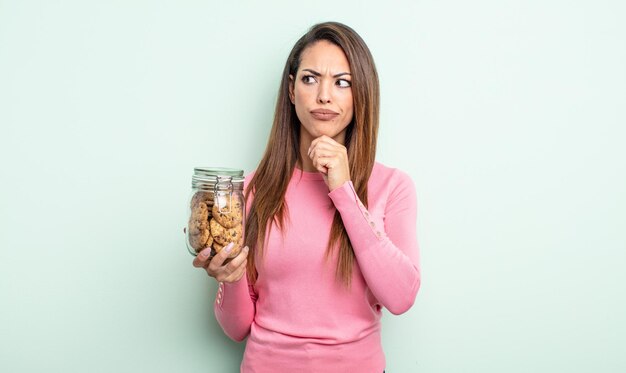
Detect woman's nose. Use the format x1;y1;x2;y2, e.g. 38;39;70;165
317;82;331;104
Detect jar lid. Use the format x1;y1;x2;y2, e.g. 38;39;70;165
192;167;244;188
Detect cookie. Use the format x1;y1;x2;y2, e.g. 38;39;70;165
190;191;214;210
189;227;210;251
191;201;209;222
210;218;243;246
212;195;243;229
188;217;208;236
213;236;244;259
205;234;214;250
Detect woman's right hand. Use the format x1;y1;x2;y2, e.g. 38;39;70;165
192;242;249;283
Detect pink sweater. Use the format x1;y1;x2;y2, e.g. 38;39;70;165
214;163;421;372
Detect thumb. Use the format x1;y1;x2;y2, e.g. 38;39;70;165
212;242;236;267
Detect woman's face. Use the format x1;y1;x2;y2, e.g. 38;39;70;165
289;40;354;145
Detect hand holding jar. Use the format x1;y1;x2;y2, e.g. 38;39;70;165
186;167;249;282
193;242;249;283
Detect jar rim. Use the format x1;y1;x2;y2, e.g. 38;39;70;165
194;167;243;177
191;167;244;188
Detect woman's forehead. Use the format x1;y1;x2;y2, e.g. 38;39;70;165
298;40;350;74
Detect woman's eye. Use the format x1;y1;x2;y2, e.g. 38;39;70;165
337;79;352;88
302;75;316;84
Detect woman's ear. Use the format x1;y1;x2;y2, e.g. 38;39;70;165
288;74;295;104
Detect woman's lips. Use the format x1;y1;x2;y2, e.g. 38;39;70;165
310;109;339;121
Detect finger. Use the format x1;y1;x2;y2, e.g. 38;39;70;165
309;143;340;162
218;246;249;278
212;246;249;281
309;144;334;158
312;134;335;146
220;254;247;281
308;136;336;155
192;247;213;268
309;142;346;163
310;157;328;174
223;259;248;283
313;156;338;173
227;246;249;269
308;135;326;151
308;135;335;156
225;264;247;283
207;242;236;273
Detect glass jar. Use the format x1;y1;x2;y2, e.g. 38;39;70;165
186;167;245;262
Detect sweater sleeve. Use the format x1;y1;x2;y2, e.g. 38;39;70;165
328;172;421;315
214;276;257;342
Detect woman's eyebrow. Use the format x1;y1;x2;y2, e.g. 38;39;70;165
302;68;351;78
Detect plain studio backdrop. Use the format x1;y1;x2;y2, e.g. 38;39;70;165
1;0;624;372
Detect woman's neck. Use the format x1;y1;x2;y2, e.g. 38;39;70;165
298;140;317;172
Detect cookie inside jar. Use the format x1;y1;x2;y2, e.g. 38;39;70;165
186;167;245;261
209;193;245;258
188;192;216;256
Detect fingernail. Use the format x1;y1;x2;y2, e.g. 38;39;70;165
201;250;210;258
224;242;235;253
243;246;249;253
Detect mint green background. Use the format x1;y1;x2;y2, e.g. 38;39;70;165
1;1;625;372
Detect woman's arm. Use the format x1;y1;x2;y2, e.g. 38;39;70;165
213;172;258;341
194;243;256;342
328;170;421;315
214;275;257;342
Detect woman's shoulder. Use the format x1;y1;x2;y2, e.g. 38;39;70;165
243;170;257;193
370;162;417;206
371;161;414;186
370;161;416;199
244;170;256;184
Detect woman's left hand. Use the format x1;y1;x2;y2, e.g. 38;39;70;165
308;135;351;191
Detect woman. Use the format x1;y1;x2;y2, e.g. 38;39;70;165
193;21;420;372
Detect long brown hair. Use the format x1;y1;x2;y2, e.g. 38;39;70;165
245;22;380;286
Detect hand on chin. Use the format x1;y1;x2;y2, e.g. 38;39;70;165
307;135;351;191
